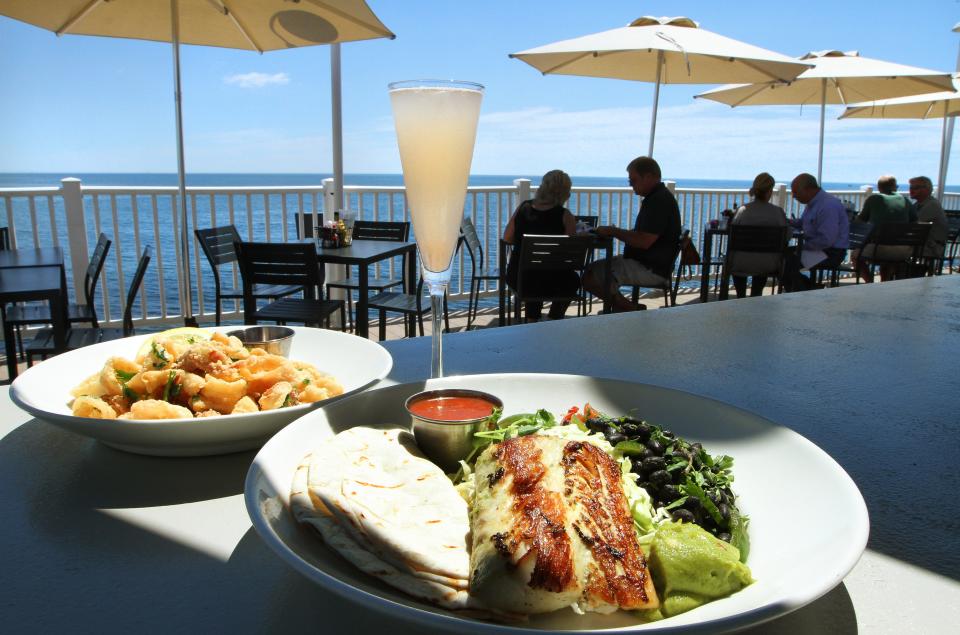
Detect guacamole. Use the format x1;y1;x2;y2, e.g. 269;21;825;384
648;521;754;617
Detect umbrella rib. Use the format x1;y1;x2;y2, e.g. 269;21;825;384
304;0;395;39
55;0;106;35
736;58;801;83
537;51;598;75
217;1;263;52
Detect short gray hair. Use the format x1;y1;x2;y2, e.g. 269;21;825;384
909;176;933;190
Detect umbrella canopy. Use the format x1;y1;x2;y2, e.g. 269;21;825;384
0;0;394;322
696;50;954;182
840;77;960;198
510;15;811;156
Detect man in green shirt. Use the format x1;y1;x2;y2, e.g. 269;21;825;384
855;175;917;282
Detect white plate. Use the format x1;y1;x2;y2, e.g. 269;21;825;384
245;373;869;633
10;326;392;456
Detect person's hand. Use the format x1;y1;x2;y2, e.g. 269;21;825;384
595;225;616;238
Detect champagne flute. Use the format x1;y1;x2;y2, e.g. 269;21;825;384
389;79;483;378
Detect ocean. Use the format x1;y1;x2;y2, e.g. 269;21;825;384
0;172;916;324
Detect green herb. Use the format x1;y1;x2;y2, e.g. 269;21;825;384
150;341;168;369
301;378;311;386
282;393;295;408
681;479;723;525
115;369;136;383
728;505;751;562
162;371;179;402
613;440;647;456
122;384;140;402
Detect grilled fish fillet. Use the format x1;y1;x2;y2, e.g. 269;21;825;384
470;435;659;614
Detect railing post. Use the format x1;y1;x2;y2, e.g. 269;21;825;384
514;178;531;206
665;180;676;195
321;178;344;328
775;183;788;209
61;178;89;303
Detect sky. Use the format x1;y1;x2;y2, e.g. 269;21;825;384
2;0;960;185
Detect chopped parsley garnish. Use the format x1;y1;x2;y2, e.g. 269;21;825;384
150;341;168;369
115;369;136;383
122;384;140;402
162;371;181;402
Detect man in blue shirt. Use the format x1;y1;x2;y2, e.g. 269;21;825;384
782;173;849;292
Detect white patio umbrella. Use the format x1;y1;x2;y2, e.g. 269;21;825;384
696;50;954;183
840;77;960;197
509;16;811;156
0;0;394;323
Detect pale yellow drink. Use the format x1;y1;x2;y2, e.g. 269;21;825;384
390;85;482;272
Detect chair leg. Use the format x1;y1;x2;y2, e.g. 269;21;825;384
215;296;222;326
443;293;450;333
378;309;386;341
346;293;355;332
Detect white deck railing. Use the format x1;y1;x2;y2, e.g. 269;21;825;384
2;178;956;327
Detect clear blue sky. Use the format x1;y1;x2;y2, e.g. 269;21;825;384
2;0;959;184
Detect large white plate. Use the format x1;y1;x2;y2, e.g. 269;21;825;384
10;326;392;456
245;373;869;633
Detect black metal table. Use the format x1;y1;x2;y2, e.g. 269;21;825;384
0;246;64;270
314;239;417;338
0;266;67;382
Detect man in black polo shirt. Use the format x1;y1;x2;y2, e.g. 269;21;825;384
583;156;681;311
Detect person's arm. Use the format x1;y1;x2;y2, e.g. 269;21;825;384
562;210;577;236
804;204;844;251
503;208;520;244
595;225;659;249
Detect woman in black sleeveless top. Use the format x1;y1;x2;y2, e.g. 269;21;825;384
503;170;578;321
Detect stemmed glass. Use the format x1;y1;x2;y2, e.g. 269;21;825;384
389;79;484;378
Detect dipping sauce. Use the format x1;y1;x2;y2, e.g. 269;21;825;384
408;396;496;422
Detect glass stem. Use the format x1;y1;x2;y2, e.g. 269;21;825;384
429;284;446;378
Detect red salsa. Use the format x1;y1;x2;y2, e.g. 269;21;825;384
408;396;496;421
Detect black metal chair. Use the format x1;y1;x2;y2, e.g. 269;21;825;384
813;221;873;286
718;225;789;300
460;216;500;330
294;211;323;240
0;227;9;250
25;246;151;363
325;221;410;331
195;225;301;325
937;212;960;274
627;230;691;307
859;222;932;280
6;232;112;358
507;234;592;324
366;275;451;342
235;241;344;330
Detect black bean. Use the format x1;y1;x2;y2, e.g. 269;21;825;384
672;509;695;523
649;469;672;490
661;430;675;440
660;484;679;501
646;439;664;455
633;423;652;441
606;432;627;446
684;496;702;512
641;456;666;473
621;422;639;435
640;448;656;461
717;532;732;543
585;417;605;432
718;503;730;521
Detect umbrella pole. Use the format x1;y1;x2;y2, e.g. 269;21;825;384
817;78;826;184
170;0;195;325
937;101;951;198
331;43;344;211
648;50;663;157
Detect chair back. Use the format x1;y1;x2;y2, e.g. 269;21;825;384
867;222;931;258
516;235;591;301
460;216;485;269
725;224;788;277
122;246;152;336
0;227;9;250
294;212;323;240
195;225;241;267
353;220;410;242
84;233;111;307
847;221;874;251
235;241;321;316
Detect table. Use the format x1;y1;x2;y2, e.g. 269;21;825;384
0;246;67;383
2;276;959;632
314;239;417;338
498;234;613;324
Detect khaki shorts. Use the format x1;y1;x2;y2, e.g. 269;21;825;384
587;256;669;291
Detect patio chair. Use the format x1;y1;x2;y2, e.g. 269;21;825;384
507;234;592;324
0;227;9;250
195;225;301;325
936;212;960;274
235;240;344;330
629;229;692;307
460;216;499;330
25;246;151;364
718;225;789;300
858;222;931;281
6;232;112;358
294;211;323;240
813;220;873;286
325;220;410;331
366;275;450;342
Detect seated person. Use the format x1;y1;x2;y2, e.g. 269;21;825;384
581;156;681;311
782;173;849;292
856;175;917;282
729;172;787;298
503;169;578;321
908;176;949;265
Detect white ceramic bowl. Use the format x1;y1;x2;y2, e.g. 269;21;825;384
10;326;392;456
246;373;869;634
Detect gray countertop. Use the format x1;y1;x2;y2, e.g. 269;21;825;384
2;276;959;633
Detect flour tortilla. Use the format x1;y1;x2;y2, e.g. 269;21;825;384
290;457;471;609
305;427;472;583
